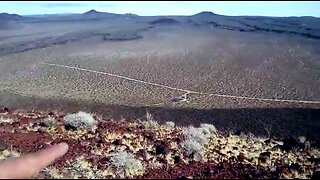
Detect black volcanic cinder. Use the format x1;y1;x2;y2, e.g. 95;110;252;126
311;171;320;180
154;140;170;155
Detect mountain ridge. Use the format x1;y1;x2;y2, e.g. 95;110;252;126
2;9;319;19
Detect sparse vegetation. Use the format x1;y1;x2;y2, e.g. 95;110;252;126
141;111;159;129
181;125;214;156
0;149;20;160
40;117;56;127
63;111;97;129
181;137;203;156
200;123;217;134
108;151;144;177
165;121;175;128
0;109;319;179
0;116;13;124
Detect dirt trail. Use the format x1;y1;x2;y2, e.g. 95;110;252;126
43;62;320;105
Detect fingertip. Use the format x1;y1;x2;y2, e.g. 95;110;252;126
57;142;69;154
0;142;70;179
58;142;69;149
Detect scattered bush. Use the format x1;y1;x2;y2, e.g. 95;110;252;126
0;149;20;160
41;117;56;127
108;151;144;177
45;166;64;179
298;136;306;144
146;110;154;121
142;110;159;129
184;126;210;144
142;120;159;129
181;124;217;157
63;111;97;129
181;138;202;156
165;121;175;128
200;123;217;134
0;117;13;124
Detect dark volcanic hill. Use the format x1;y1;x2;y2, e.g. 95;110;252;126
83;9;100;15
82;9;121;19
0;9;319;54
149;18;179;25
0;13;24;30
1;9;319;38
0;12;23;21
192;11;217;18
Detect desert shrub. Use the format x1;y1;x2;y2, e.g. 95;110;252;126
200;123;217;134
61;156;96;179
184;126;210;144
0;149;20;160
146;110;154;121
44;166;64;179
181;138;202;156
142;119;159;129
165;121;175;128
108;151;144;177
142;110;159;129
41;117;56;127
298;136;306;144
63;111;97;129
181;124;217;156
0;117;13;124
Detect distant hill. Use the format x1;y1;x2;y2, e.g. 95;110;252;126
193;11;217;16
124;13;139;17
83;9;100;15
81;9;121;19
149;18;179;25
0;13;24;30
191;11;218;19
0;13;23;21
0;9;319;41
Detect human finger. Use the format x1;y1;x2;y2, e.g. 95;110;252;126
0;143;68;179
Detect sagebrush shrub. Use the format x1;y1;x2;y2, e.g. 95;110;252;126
63;111;97;129
181;124;217;156
41;117;56;127
108;151;144;176
142;111;159;129
165;121;175;128
181;138;202;156
200;123;217;134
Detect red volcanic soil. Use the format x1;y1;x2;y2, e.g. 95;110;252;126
0;107;319;179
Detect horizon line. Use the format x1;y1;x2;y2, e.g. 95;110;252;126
1;9;319;18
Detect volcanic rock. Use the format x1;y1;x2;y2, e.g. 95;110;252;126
154;140;170;155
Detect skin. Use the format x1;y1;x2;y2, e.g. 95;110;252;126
0;143;68;179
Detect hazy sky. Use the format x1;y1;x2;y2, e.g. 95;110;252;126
1;1;319;17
